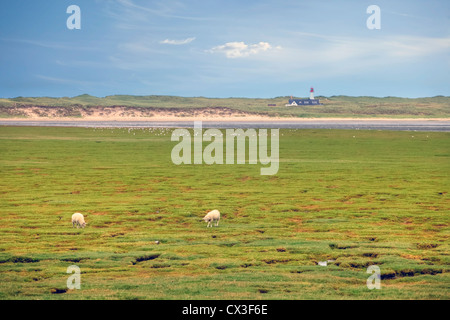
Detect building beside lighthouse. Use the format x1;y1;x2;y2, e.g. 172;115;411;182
286;87;322;106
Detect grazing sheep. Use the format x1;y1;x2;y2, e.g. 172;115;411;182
203;210;220;227
72;212;86;229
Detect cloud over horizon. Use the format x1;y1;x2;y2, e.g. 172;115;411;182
160;37;196;45
207;41;278;58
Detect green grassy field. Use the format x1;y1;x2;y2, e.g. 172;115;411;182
0;126;448;300
1;94;449;118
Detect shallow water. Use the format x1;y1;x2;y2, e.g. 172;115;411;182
0;120;449;131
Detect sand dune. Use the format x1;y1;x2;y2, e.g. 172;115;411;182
1;105;448;122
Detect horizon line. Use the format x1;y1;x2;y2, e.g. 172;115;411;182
2;94;449;100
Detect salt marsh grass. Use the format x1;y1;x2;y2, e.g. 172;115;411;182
0;126;448;299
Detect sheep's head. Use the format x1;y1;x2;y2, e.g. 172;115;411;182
203;216;211;222
81;222;87;228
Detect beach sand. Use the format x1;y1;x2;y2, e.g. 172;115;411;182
1;105;448;122
1;116;448;122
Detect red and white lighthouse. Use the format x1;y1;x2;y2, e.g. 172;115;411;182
309;87;314;100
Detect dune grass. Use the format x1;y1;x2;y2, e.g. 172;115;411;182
0;126;448;300
0;94;449;118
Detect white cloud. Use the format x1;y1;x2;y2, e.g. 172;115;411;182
380;36;450;58
160;37;196;45
207;41;276;58
259;32;450;80
292;32;450;60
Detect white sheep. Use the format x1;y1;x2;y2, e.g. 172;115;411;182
72;212;87;228
203;210;220;227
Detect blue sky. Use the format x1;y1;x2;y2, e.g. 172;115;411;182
0;0;449;98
